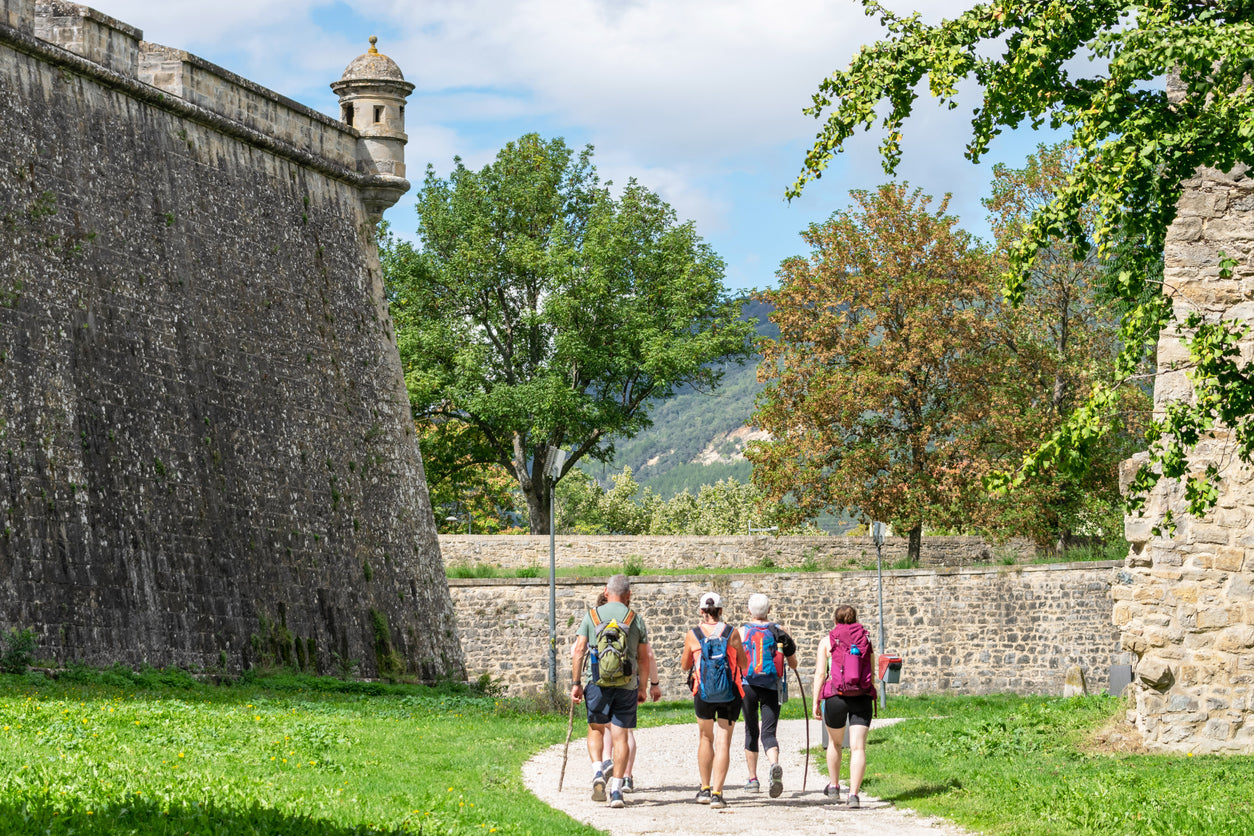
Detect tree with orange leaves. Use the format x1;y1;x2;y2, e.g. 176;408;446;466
748;184;1003;564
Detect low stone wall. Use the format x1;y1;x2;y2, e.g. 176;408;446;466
440;534;1037;572
449;561;1120;697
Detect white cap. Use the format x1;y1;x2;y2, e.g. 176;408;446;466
699;591;722;609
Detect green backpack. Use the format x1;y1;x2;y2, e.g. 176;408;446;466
589;608;636;688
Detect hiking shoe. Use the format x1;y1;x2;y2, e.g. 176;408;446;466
623;776;635;793
824;783;841;803
609;789;625;808
709;792;727;809
601;758;614;776
847;794;861;809
769;763;783;798
744;777;760;792
695;787;712;804
592;772;607;802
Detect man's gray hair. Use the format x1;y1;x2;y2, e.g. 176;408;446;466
606;574;631;597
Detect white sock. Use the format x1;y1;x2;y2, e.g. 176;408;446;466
609;777;624;793
593;762;604;779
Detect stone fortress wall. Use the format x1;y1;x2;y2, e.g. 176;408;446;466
440;533;1037;571
450;562;1121;699
0;0;463;679
1117;77;1254;753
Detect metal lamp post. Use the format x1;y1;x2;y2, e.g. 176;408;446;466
873;521;887;710
546;447;568;689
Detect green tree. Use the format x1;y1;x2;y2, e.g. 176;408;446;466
791;0;1254;529
385;134;755;533
556;466;811;535
980;144;1151;548
418;421;526;534
748;185;1002;564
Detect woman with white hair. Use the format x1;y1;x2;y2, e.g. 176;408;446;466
738;593;798;797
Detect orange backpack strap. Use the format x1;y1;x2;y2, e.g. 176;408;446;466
589;607;602;627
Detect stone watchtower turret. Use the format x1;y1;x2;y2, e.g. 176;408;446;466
331;36;415;219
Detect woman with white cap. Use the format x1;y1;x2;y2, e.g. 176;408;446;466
680;590;748;809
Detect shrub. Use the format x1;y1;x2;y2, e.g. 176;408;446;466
1;627;37;674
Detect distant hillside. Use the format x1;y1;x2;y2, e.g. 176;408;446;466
584;299;775;497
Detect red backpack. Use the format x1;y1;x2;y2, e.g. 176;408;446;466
820;622;875;699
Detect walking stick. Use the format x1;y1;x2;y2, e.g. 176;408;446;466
558;649;587;792
792;666;810;792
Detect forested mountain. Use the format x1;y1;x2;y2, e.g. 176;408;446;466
584;299;776;498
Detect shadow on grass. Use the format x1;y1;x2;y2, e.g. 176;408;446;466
882;778;962;803
0;798;413;835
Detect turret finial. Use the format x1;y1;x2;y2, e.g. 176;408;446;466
368;36;378;54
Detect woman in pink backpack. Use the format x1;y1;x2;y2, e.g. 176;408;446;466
811;604;876;808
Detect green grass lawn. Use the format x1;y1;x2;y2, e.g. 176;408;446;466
3;668;1252;835
0;667;596;835
842;694;1254;835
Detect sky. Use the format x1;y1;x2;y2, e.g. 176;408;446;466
99;0;1067;294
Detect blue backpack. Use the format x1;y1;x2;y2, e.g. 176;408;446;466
693;624;737;703
742;623;781;689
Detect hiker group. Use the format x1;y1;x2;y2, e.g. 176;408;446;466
569;574;877;811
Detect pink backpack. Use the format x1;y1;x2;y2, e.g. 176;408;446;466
820;622;875;699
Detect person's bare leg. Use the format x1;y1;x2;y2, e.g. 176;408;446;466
696;717;715;788
847;724;869;797
625;729;637;777
745;747;759;781
610;724;630;780
587;723;607;768
711;719;734;794
825;725;844;791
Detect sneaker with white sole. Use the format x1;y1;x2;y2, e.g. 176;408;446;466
623;776;635;792
769;763;783;798
847;793;861;809
744;777;760;792
695;787;712;804
709;792;726;809
824;783;841;803
609;789;625;808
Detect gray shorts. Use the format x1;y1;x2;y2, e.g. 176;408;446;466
585;682;639;728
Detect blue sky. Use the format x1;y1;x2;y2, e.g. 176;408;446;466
101;0;1065;294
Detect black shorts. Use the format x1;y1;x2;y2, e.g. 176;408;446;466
694;693;741;723
585;683;639;728
822;694;873;729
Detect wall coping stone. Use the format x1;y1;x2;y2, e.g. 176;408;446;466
0;15;389;191
445;559;1122;588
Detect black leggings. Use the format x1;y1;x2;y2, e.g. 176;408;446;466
742;682;781;753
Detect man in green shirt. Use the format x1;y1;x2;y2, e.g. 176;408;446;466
570;574;661;808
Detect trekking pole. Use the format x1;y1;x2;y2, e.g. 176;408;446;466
792;666;810;792
558;650;587;792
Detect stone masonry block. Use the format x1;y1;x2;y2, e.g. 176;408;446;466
1198;607;1232;630
1190;524;1233;546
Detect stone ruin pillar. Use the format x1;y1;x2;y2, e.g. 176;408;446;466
1118;79;1254;753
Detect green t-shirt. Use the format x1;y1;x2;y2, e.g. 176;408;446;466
577;602;649;689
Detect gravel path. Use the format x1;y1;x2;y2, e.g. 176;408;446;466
522;718;976;836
